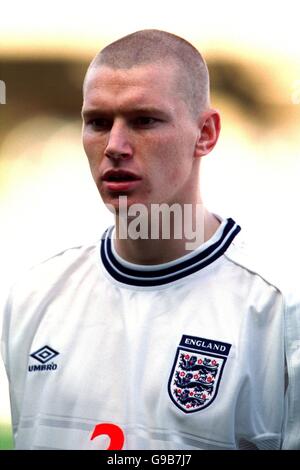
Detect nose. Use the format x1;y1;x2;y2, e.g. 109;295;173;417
104;119;133;161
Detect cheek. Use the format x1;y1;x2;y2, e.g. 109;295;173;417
82;133;94;162
167;168;185;193
83;133;104;171
82;130;92;153
145;155;180;193
162;145;188;182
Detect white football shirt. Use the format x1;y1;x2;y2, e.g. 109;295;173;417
1;217;300;449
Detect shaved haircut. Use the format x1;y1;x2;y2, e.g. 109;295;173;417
84;29;210;118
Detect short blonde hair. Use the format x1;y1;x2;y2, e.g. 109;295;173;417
85;29;210;118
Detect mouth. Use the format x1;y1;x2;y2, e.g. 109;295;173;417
101;169;142;192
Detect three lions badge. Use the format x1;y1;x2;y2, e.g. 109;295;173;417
168;335;231;413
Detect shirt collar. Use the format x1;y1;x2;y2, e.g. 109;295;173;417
100;217;241;287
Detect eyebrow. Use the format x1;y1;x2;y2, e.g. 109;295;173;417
81;106;171;120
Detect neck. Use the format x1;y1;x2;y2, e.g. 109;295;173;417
113;205;220;265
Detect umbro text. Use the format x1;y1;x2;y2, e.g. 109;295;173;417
28;362;58;372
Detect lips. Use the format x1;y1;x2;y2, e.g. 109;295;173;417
101;169;142;192
102;169;142;182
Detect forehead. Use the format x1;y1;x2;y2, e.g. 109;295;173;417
83;63;181;111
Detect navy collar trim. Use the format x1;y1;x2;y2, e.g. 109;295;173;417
100;218;241;287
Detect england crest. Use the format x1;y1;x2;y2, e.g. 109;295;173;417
168;335;232;413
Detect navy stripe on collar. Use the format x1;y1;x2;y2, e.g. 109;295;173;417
100;218;241;287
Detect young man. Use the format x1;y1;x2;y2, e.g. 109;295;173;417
1;30;299;450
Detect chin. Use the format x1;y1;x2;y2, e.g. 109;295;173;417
102;194;145;215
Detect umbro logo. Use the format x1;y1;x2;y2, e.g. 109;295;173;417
30;345;59;364
28;345;59;372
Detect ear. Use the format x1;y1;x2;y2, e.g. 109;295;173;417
194;110;221;157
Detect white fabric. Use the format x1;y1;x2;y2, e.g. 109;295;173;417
1;218;299;450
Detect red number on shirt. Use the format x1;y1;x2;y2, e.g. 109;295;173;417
90;423;125;450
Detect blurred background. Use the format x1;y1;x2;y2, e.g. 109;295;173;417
1;0;300;449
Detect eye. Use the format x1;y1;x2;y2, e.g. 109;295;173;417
134;116;160;127
87;118;111;131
